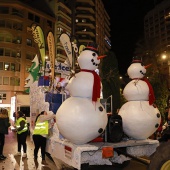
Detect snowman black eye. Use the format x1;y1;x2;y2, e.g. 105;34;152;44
91;59;94;62
92;53;96;57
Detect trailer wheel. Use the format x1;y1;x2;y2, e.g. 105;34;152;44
81;163;89;170
112;160;130;168
148;142;170;170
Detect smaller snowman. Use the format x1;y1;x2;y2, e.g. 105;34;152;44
119;56;161;140
56;42;108;144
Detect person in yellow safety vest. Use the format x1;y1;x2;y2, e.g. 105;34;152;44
33;111;55;165
14;111;28;158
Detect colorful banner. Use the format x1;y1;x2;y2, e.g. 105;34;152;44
59;33;72;67
47;31;55;80
31;24;46;66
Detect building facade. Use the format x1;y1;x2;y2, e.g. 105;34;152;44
0;0;55;108
144;0;170;81
46;0;111;67
0;0;111;110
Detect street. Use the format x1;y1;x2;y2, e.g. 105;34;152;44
0;130;148;170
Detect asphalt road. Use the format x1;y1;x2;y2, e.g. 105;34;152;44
1;130;148;170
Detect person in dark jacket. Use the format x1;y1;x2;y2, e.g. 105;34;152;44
0;108;10;160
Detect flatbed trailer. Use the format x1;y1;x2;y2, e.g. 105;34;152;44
46;126;159;170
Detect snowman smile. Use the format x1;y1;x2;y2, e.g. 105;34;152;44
140;70;145;75
91;58;98;66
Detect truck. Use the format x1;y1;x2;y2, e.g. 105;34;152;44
10;94;30;127
29;80;170;170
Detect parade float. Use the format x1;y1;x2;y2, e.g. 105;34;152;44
27;24;170;170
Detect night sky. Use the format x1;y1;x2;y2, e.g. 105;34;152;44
102;0;162;75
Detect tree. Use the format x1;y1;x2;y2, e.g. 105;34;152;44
134;38;170;115
149;72;169;115
100;51;121;114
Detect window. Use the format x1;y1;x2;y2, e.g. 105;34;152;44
13;22;23;30
3;77;9;85
27;39;32;46
0;35;4;42
4;63;10;71
0;48;4;56
11;63;15;71
15;77;20;86
5;35;11;42
12;8;23;18
82;19;86;23
5;49;10;56
0;77;2;85
0;93;6;100
11;51;16;57
35;15;40;23
0;62;3;70
26;53;33;60
0;20;5;27
28;12;34;21
47;20;52;28
0;7;9;14
6;21;12;29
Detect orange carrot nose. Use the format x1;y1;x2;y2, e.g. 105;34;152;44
97;55;106;60
145;64;152;69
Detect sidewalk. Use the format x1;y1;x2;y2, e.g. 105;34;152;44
0;130;58;170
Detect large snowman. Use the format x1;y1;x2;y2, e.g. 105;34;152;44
119;56;161;139
56;42;108;145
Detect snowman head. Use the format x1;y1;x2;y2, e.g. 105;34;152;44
127;56;146;79
78;42;105;70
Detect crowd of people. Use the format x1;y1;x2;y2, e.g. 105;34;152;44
0;108;55;165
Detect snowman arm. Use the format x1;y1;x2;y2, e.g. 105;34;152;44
162;122;168;131
39;114;56;122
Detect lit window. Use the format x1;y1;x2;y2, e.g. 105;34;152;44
27;39;32;46
0;93;6;100
4;63;10;71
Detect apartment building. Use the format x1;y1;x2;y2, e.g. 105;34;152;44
0;0;55;108
144;0;170;78
0;0;111;109
46;0;111;64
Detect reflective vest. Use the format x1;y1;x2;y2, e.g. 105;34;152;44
33;118;49;135
16;117;28;134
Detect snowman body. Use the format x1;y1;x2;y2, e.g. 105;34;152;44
56;45;108;145
123;79;149;101
66;72;93;98
57;97;107;144
119;61;161;139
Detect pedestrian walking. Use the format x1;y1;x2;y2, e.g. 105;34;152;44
33;111;55;165
15;111;28;157
0;108;10;160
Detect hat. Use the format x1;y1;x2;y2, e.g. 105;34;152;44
83;42;99;54
132;56;143;63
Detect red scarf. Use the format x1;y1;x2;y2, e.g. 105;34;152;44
81;69;101;102
142;78;155;105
